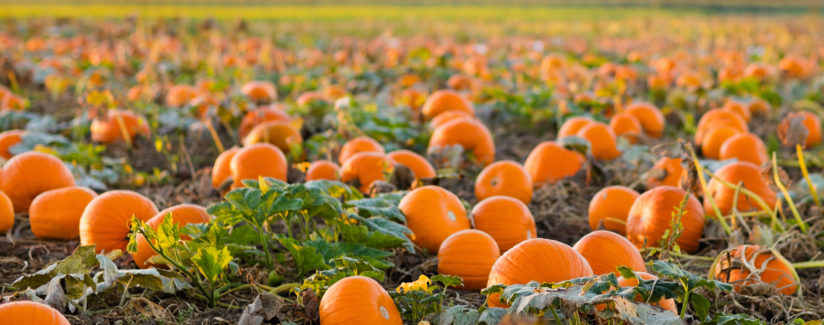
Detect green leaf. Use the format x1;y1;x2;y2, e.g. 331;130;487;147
478;308;507;325
431;274;462;288
276;236;329;275
438;305;480;325
348;197;406;222
690;292;710;321
191;246;233;283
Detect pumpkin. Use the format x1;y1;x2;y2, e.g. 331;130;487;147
617;272;678;313
777;111;821;149
305;160;340;181
747;98;771;114
429;110;474;129
710;245;798;295
573;230;646;276
211;147;241;189
241;80;277;103
133;204;213;269
241;121;303;153
645;157;684;189
576;122;621;160
230;143;288;188
0;129;24;160
398;186;471;252
238;107;291;139
486;238;593;307
387;149;436;181
428;118;495;166
695;109;747;146
447;74;474;91
778;55;811;78
719;132;768;166
557;116;593;138
704;162;776;218
523;141;585;186
471;196;536;252
722;100;751;122
165;84;199;108
0;301;70;325
340;152;395;193
319;276;402;325
90;109;151;144
609;112;642;143
29;186;97;240
421;89;475;119
437;229;501;290
626;186;704;253
1;152;75;212
338;136;385;165
400;88;426;111
700;126;741;159
624;102;665;138
79;190;159;253
474;160;533;205
743;63;775;81
588;186;640;234
0;191;13;234
296;91;331;106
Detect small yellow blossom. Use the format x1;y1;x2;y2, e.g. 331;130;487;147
396;275;430;293
293;162;311;173
33;144;58;156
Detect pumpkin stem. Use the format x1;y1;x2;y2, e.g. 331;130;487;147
771;153;808;234
796;144;821;206
113;110;133;147
204;118;225;153
791;260;824;269
685;144;731;235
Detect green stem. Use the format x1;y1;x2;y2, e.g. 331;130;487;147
679;284;690;319
771;153;808;234
257;282;300;295
796;144;821;206
142;229;214;306
704;167;783;232
791;260;824;269
686;145;731;235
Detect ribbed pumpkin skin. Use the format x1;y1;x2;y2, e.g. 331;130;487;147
471;196;536;252
704;162;776;218
617;272;678;313
387;150;436;180
241;121;303;153
557;117;593;138
486;238;594;307
695;109;748;145
0;301;70;325
338;137;385;165
1;152;76;212
90;109;150;144
305;160;340;181
211;147;240;189
576;122;621;161
238;107;290;139
573;230;646;276
133;204;212;269
340;152;395;193
587;186;639;234
645;157;684;189
421;90;475;119
712;245;797;295
319;276;402;325
230;143;288;189
0;191;14;234
523;141;584;186
474;160;533;205
429;110;474;129
626;186;704;253
437;229;501;290
610;112;642;143
29;186;97;240
0;129;23;160
428;118;495;166
79;190;159;253
624;102;665;138
398;186;471;252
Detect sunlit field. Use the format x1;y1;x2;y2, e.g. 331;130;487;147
0;1;823;324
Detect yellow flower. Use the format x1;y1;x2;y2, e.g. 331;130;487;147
396;275;430;293
123;164;133;174
34;144;58;156
293;162;311;173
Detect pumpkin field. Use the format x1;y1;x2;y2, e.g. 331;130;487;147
1;2;824;324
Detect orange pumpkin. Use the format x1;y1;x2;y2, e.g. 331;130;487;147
447;74;474;91
523;141;585;186
573;230;646;276
719;133;768;166
241;80;278;104
319;276;402;325
241;121;303;153
617;272;678;313
296;91;331;106
305;160;340;181
0;191;13;234
338;136;385;165
747;98;771;115
722;100;751;122
429;110;474;129
695;109;748;146
577;122;621;160
474;160;533;204
711;245;797;295
421;89;475;119
0;301;70;325
0;129;24;160
238;107;291;139
778;55;811;78
609;112;643;143
437;229;501;290
626;186;704;253
231;143;288;188
165;84;199;108
387;149;436;181
777;111;821;149
557;116;593;138
133;204;212;269
471;196;536;252
700;126;741;159
428;117;495;166
398;186;471;252
624;102;665;138
79;190;159;253
1;152;75;212
704;162;776;218
645;157;684;189
29;186;97;240
486;238;593;307
90;109;151;144
588;186;640;234
340;152;395;193
211;147;241;189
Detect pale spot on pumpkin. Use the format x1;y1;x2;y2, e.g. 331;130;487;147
380;306;389;319
447;211;456;222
